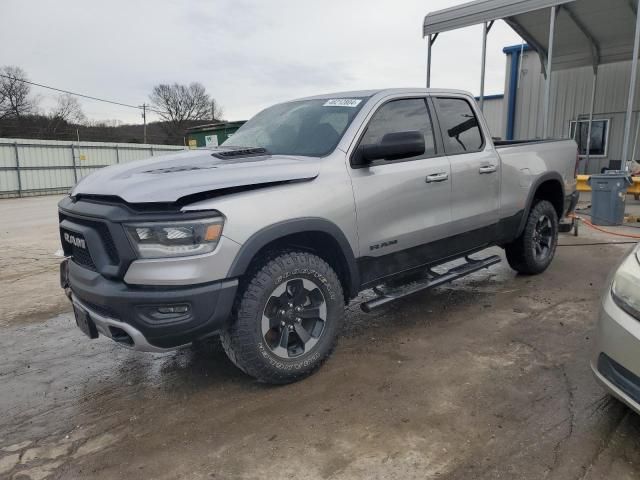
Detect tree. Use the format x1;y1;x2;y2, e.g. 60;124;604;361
0;66;38;119
149;82;222;137
50;94;86;124
210;98;224;122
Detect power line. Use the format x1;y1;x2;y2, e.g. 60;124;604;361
0;73;162;114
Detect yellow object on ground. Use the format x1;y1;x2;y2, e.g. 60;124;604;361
576;174;640;195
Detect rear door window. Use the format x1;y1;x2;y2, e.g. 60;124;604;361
435;97;484;155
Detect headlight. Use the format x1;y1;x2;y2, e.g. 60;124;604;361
125;217;224;259
611;246;640;319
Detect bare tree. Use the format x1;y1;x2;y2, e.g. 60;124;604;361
210;98;224;122
88;119;122;128
149;82;222;136
0;66;37;119
50;94;86;124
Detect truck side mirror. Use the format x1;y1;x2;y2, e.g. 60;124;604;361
353;131;425;166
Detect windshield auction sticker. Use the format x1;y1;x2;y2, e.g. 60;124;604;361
323;99;362;107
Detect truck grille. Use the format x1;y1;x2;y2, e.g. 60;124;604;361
73;247;96;269
60;229;96;270
59;212;120;270
92;221;119;263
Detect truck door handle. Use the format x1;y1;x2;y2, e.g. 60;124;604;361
479;165;497;174
425;172;449;183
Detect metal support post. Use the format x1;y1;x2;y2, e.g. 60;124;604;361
623;0;640;170
584;69;598;174
70;144;78;183
543;6;557;139
632;111;640;164
426;33;438;88
142;103;147;144
13;142;22;197
479;21;494;112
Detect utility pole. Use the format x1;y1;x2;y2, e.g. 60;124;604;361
142;103;147;144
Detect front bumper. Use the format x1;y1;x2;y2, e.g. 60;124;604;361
591;289;640;415
63;259;238;351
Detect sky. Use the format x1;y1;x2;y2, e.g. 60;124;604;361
1;0;522;124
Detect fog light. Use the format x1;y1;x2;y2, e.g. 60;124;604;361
157;304;189;314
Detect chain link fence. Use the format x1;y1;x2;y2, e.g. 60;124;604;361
0;138;185;198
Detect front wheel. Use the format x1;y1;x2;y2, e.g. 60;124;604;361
221;251;344;384
505;200;559;275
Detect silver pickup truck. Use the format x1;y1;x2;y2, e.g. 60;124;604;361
58;88;578;383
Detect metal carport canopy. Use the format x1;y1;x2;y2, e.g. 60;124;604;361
423;0;640;71
422;0;640;167
424;0;570;36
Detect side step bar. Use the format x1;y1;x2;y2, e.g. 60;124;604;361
360;254;501;313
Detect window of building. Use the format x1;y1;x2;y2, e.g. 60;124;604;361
569;119;609;157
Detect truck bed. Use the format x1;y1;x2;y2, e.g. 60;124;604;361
494;138;564;148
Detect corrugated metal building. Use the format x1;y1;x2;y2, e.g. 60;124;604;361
0;138;185;198
502;44;640;173
423;0;640;175
475;95;505;138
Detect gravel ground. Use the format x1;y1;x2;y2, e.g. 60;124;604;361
1;194;640;480
0;195;67;326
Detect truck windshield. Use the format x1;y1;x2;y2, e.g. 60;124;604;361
222;97;368;157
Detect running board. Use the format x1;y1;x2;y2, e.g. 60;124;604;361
558;218;576;233
360;255;501;313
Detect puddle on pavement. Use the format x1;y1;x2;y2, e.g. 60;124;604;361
1;251;595;479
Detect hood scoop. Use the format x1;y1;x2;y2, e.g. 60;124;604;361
211;147;269;159
143;165;218;174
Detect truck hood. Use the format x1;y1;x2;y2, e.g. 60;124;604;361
71;148;321;204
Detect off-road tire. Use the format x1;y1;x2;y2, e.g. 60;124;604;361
220;251;344;384
505;200;559;275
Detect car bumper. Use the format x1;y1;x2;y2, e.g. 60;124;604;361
591;289;640;415
62;259;238;351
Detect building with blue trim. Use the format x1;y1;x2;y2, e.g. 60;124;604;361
498;43;640;173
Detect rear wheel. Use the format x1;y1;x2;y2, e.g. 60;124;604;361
505;200;558;275
221;251;344;384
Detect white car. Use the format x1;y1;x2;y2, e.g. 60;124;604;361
592;243;640;414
